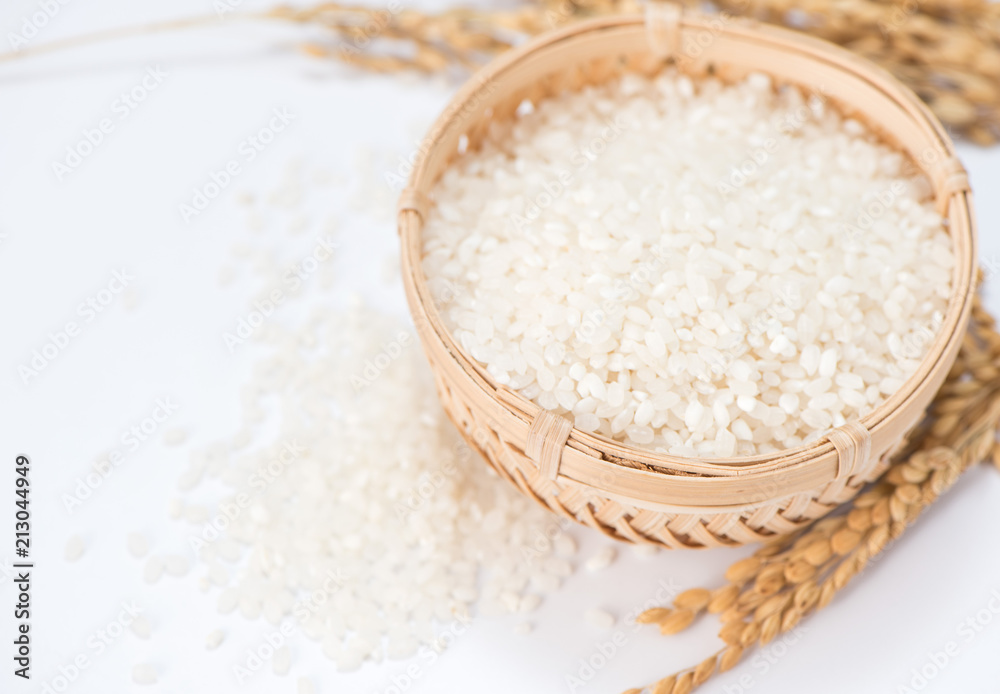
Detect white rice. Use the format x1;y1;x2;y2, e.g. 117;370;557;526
127;532;150;558
421;70;953;457
131;664;157;685
584;607;616;629
178;301;580;669
205;629;225;650
130;615;152;639
584;546;617;572
64;535;85;562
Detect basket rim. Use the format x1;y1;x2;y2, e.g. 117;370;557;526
398;12;977;488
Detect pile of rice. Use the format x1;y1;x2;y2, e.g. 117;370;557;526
161;160;597;673
421;70;954;457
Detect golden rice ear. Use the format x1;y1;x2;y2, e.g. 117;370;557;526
626;294;997;693
5;0;998;139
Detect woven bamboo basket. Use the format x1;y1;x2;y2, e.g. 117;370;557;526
397;6;977;548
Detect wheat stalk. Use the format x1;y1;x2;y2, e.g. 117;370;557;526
630;290;1000;694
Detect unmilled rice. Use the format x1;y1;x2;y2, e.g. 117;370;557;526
421;70;954;457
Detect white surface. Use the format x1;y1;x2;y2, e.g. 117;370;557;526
1;1;999;692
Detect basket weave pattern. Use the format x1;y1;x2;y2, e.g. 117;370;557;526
399;8;977;548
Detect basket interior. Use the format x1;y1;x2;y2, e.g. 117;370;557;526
402;14;976;485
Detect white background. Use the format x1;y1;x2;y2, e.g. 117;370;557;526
1;1;1000;692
